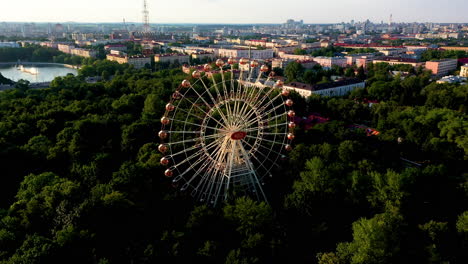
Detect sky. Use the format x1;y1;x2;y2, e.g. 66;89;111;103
1;0;467;24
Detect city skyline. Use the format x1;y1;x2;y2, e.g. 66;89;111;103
2;0;468;24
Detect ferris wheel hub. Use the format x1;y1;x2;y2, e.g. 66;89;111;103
230;131;247;140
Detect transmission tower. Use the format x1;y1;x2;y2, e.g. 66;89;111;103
143;0;150;33
123;18;129;33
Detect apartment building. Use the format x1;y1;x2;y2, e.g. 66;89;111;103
425;59;458;77
154;53;190;64
107;54;151;69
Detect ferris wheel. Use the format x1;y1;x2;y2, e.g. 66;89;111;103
158;58;295;206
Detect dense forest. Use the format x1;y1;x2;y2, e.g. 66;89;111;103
0;60;466;264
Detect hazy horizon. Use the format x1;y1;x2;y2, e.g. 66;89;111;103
2;0;467;24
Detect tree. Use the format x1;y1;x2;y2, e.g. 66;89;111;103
345;67;356;77
457;211;468;233
419;221;450;263
293;48;307;55
332;207;404;264
317;76;330;84
285;61;304;82
272;67;283;76
101;70;110;81
223;197;272;237
0;72;13;85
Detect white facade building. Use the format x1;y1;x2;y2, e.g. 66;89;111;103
284;79;366;98
218;49;274;60
459;64;468;77
312;56;347;68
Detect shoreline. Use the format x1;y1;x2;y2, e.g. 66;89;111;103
0;62;80;69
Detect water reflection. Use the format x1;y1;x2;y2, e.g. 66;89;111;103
0;64;78;83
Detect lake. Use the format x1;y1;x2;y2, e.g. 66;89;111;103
0;64;78;83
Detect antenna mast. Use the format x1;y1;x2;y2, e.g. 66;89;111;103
143;0;150;33
123;18;129;33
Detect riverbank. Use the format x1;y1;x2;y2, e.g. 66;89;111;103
0;62;80;69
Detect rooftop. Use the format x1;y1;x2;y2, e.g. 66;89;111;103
374;56;419;63
155;53;189;57
313;78;365;91
426;58;458;63
105;44;126;47
285;78;364;91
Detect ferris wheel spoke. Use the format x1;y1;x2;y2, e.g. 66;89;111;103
240;140;277;176
171;139;221;169
182;140;229;191
193;165;224;203
253;139;287;161
243;122;286;133
236;140;268;201
241;104;286;129
243;88;282;121
235;91;256;123
243;115;287;132
212;171;227;205
255;71;264;84
171;118;227;133
260;132;289;136
178;156;214;189
219;69;235;121
245;134;283;146
168;133;223;150
247;66;255;81
198;76;230;124
181;95;228;130
240;139;282;170
173;154;210;183
246;94;282;127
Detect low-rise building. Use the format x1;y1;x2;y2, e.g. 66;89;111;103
191;52;215;61
226;38;243;45
313;56;347;68
272;58;317;70
58;44;74;54
283;82;315;97
380;48;406;56
272;58;294;69
40;42;58;48
106;54;128;64
345;54;377;65
218;48;274;60
298;59;318;69
71;48;97;58
356;58;372;68
274;45;300;56
460;64;468;77
373;57;424;68
278;52;313;61
154;53;190;64
107;54;151;69
105;44;127;52
284;78;365;97
425;59;458;77
437;75;467;84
